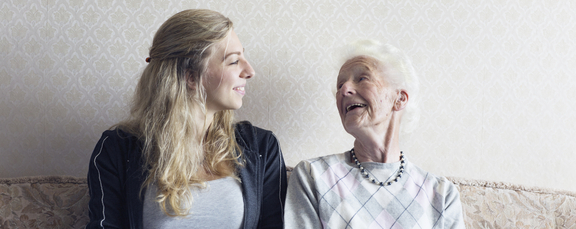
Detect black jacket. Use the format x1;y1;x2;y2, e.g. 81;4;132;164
86;121;287;228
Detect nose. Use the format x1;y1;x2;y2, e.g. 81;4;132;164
339;81;355;96
241;59;255;79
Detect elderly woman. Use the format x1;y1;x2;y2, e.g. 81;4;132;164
285;40;464;228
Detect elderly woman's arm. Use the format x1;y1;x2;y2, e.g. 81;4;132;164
284;161;323;229
442;180;466;228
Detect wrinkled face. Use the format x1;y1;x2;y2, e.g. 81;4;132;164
204;30;255;115
336;55;398;133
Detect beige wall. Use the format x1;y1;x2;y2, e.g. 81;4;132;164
1;0;576;192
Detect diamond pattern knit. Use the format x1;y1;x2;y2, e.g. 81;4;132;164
285;151;465;229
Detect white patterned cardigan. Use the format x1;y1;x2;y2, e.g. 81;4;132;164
285;151;465;229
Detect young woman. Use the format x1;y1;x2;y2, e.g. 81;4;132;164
86;9;287;229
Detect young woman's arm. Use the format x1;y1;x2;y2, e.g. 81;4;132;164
257;131;288;228
86;130;137;229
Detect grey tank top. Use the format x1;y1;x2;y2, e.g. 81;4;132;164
143;176;244;229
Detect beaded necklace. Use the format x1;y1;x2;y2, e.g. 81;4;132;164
350;148;405;186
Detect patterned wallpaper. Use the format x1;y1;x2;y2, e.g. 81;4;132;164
1;0;576;192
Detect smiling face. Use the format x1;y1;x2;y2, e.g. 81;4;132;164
336;55;401;135
203;30;255;116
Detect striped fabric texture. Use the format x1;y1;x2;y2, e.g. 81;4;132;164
286;151;465;229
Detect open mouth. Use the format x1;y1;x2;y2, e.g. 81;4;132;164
346;103;366;112
233;86;245;95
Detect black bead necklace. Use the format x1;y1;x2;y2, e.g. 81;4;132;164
350;148;405;186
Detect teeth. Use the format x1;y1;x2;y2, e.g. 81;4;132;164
346;103;366;112
233;87;245;91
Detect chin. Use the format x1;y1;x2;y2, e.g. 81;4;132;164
232;103;243;110
344;116;368;130
342;119;357;131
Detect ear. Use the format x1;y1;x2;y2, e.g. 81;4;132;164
187;73;198;91
393;89;409;111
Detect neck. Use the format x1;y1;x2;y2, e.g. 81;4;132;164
191;109;214;145
205;110;215;131
351;113;402;163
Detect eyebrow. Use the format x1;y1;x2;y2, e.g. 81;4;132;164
224;51;241;59
223;48;244;60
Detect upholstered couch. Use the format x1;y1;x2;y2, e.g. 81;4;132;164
1;172;575;228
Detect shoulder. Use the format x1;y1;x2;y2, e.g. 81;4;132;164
305;152;348;167
234;121;285;170
405;161;460;196
292;152;349;175
100;128;141;149
101;128;138;141
235;120;277;151
91;128;142;162
235;121;273;139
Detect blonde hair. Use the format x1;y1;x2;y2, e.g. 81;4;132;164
339;40;420;134
116;9;241;216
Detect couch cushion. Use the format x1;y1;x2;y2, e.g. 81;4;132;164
449;177;576;228
0;176;89;228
